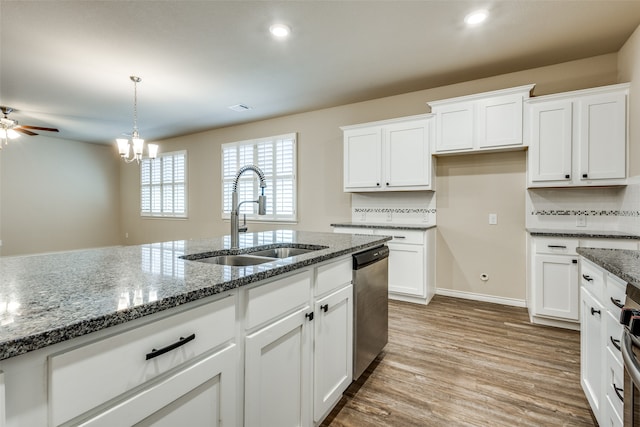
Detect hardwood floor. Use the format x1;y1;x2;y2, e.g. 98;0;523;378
322;295;595;427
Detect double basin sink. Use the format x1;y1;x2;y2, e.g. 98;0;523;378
181;244;328;267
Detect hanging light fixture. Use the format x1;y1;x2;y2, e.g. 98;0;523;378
116;76;158;164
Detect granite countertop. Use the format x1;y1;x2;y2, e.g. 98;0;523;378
0;230;389;361
527;228;640;240
577;247;640;290
331;222;436;231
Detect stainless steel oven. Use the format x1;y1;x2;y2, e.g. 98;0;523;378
621;284;640;426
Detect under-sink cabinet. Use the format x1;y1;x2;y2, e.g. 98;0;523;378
0;256;355;427
333;227;435;305
428;84;534;154
527;236;636;330
579;258;626;427
526;83;629;188
341;114;434;192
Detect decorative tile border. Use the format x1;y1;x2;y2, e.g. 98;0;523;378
532;210;640;217
354;208;437;214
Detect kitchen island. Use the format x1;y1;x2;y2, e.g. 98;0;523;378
0;230;389;427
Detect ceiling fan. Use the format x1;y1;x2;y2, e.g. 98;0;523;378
0;106;59;145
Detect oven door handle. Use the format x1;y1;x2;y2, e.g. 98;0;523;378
623;331;640;388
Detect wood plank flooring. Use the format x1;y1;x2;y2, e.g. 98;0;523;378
322;295;595;427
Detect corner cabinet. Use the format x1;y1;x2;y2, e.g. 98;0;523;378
342;114;434;192
428;84;535;155
526;83;629;188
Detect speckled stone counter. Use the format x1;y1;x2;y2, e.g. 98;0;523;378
0;230;389;361
331;222;436;231
528;228;640;240
577;248;640;290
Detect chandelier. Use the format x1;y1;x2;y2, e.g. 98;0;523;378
116;76;158;164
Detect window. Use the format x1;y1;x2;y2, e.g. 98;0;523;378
222;133;296;222
141;150;187;217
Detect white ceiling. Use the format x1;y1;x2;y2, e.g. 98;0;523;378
2;0;640;145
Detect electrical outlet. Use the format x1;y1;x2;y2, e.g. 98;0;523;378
360;212;366;222
422;212;429;223
489;213;498;225
386;211;393;221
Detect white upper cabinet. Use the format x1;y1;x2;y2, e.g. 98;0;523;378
526;83;629;188
342;114;433;192
428;84;535;155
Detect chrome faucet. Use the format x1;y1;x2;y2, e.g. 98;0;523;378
230;165;267;248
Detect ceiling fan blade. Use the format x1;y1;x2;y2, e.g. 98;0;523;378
14;128;38;136
19;125;59;132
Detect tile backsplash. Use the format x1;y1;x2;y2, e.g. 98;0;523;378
351;192;437;225
526;177;640;235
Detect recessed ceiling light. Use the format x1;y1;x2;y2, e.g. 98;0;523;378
269;23;291;38
464;10;489;26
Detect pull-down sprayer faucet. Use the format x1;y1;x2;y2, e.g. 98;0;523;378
230;165;267;248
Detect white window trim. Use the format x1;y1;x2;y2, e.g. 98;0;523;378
221;133;297;222
141;150;188;218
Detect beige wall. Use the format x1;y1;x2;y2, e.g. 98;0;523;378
118;53;620;302
0;135;122;256
619;25;640;177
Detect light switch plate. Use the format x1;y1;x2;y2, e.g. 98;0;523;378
576;214;587;227
489;213;497;225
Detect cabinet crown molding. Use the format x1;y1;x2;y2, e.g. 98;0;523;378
426;84;535;109
339;113;432;131
525;82;630;104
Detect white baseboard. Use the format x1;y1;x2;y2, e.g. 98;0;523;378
435;288;526;308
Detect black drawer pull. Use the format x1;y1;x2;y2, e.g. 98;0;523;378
591;307;601;316
393;236;406;239
611;297;624;309
146;333;196;360
306;312;314;321
565;174;570;179
320;304;329;313
614;383;624;402
583;173;588;179
547;245;567;249
611;336;621;352
582;274;593;282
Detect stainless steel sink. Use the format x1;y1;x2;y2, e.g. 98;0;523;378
192;254;276;266
249;247;317;258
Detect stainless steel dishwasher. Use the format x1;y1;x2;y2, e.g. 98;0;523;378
352;245;389;380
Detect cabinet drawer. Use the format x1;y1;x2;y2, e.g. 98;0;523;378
376;229;424;245
246;270;311;330
605;347;624;423
606;273;626;317
606;311;623;366
49;294;237;426
316;258;352;297
534;238;578;255
581;259;605;302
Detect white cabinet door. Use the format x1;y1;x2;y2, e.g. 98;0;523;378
533;255;579;320
435;102;475;152
76;344;238;427
477;93;524;149
581;288;604;424
343;127;382;190
384;120;430;189
313;285;353;422
245;308;312;427
528;100;573;183
578;92;626;181
387;242;425;298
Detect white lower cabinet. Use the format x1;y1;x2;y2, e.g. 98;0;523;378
333;226;435;305
580;257;626;427
245;308;312;427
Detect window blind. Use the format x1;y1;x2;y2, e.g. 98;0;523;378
141;150;187;217
222;133;297;222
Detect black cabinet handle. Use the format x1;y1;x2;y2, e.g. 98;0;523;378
548;245;567;249
146;333;195;361
582;274;593;282
386;182;390;186
591;307;601;316
583;173;588;178
611;336;622;352
306;312;314;321
611;297;624;309
614;383;624;402
376;183;380;187
321;304;329;313
565;174;570;179
393;236;406;239
572;259;578;264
